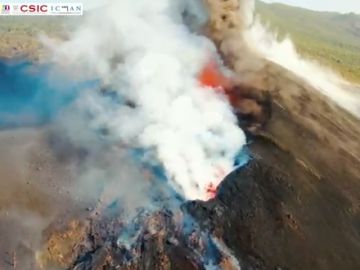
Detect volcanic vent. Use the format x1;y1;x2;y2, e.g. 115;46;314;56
35;0;272;269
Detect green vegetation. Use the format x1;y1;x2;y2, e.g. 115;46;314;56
256;1;360;83
0;6;359;83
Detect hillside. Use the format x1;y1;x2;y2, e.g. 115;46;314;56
0;17;71;60
1;5;360;84
256;1;360;83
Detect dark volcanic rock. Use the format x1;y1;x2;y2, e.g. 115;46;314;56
41;139;360;270
44;211;208;270
38;131;360;270
187;137;360;270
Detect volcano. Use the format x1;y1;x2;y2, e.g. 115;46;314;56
1;0;360;270
30;62;360;270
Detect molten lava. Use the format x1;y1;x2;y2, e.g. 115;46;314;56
198;59;231;91
199;61;232;199
205;166;227;199
206;183;217;199
198;58;272;199
197;59;238;110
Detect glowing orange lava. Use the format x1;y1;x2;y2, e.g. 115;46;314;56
206;182;217;199
199;60;233;200
205;167;227;199
198;59;231;91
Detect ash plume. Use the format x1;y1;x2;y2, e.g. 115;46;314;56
204;0;360;117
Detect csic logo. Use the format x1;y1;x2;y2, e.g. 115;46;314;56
19;4;48;13
0;4;11;14
0;2;83;16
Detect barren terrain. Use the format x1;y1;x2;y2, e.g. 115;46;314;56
1;7;360;270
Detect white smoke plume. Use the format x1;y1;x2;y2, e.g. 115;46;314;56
44;0;360;206
247;21;360;117
210;237;241;270
203;0;360;117
47;0;246;201
244;1;360;117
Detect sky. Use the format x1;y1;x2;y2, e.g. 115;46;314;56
262;0;360;14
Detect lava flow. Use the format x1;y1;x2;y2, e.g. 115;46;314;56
205;166;227;199
198;60;233;199
197;58;239;114
198;58;271;199
198;59;232;91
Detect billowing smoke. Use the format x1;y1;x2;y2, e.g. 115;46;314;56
3;1;358;268
46;0;246;201
204;0;360;117
247;20;360;117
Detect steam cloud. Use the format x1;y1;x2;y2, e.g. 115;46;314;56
46;0;360;204
204;0;360;117
4;0;357;268
247;21;360;117
243;1;360;117
47;0;246;201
